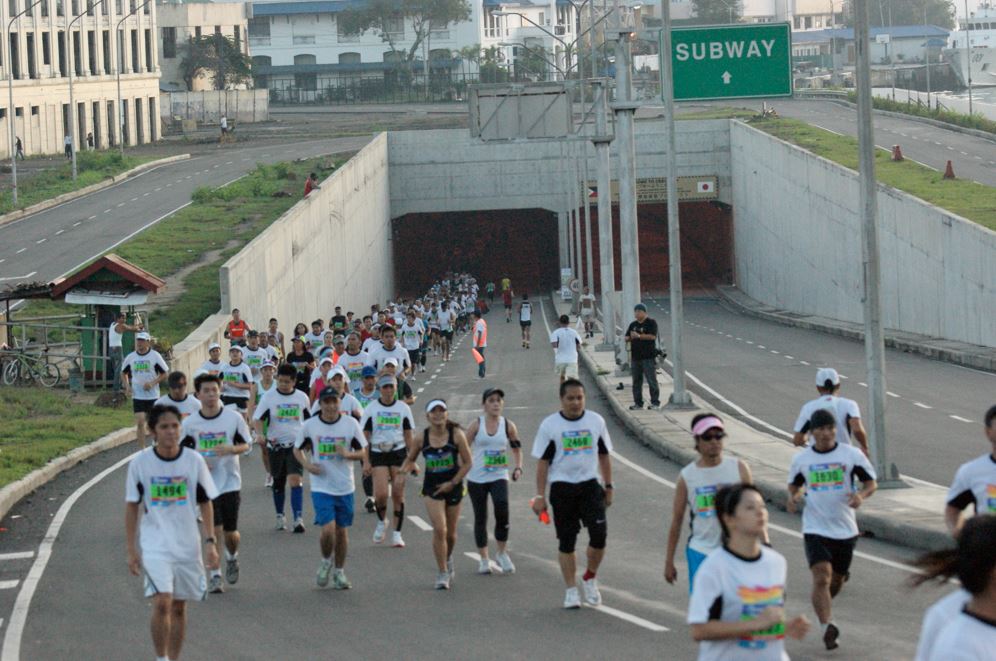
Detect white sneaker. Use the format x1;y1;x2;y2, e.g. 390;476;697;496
435;571;450;590
373;520;386;544
391;531;405;548
265;474;273;488
478;557;492;575
582;577;602;606
275;514;286;531
564;586;582;609
496;552;516;574
446;557;455;579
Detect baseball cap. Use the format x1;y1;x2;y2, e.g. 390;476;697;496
229;345;242;353
208;342;221;351
383;357;399;367
330;366;348;380
319;356;335;366
634;303;647;312
333;335;345;344
361;366;377;378
425;399;447;412
482;387;505;403
377;375;397;388
261;360;276;370
136;332;151;341
816;367;841;387
318;387;340;401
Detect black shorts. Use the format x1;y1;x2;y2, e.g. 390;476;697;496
407;349;421;365
221;396;248;410
504;304;512;310
422;478;464;506
520;320;532;328
549;479;607;552
212;491;241;532
441;330;453;340
370;448;407;468
133;398;155;414
804;533;858;576
268;445;303;478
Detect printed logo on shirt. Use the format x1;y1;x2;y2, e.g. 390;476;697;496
197;431;227;457
561;430;594;455
737;585;786;649
694;485;719;518
133;360;151;372
483;450;508;472
275;404;301;423
149;476;189;507
317;436;346;461
425;451;456;473
808;463;846;491
987;484;996;512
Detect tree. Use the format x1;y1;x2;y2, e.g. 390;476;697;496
690;0;741;24
865;0;954;29
178;34;252;91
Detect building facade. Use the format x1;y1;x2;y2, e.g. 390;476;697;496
157;0;251;91
0;0;160;158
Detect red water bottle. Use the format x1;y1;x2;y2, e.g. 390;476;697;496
529;497;551;525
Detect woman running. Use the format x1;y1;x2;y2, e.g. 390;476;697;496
401;399;472;590
688;484;810;660
464;387;522;575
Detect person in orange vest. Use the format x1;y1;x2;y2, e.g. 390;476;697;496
224;308;251;348
472;310;488;379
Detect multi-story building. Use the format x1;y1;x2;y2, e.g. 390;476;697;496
0;0;160;158
157;0;251;91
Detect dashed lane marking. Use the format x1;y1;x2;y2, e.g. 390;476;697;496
886;391;900;398
15;248;25;254
35;239;45;244
72;222;81;227
0;553;33;562
55;230;64;235
86;215;96;220
950;415;972;423
0;582;17;591
407;515;433;531
913;402;932;410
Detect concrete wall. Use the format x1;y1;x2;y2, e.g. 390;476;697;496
161;90;269;125
388;119;732;218
218;132;393;335
731;120;996;348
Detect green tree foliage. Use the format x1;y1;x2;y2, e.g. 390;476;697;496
178;34;252;91
690;0;741;24
866;0;954;29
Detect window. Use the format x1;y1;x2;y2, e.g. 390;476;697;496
293;53;316;65
234;25;240;51
293;35;315;44
14;107;22;116
294;72;317;89
162;27;176;58
194;26;201;39
248;17;270;36
384;15;404;39
429;20;449;41
338;52;360;64
42;32;50;65
252;55;271;67
31;105;38;115
214;25;221;35
336;18;359;43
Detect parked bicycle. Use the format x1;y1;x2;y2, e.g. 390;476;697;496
0;347;60;387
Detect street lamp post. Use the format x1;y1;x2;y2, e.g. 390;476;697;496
116;0;152;157
68;0;108;180
6;0;45;206
963;0;973;114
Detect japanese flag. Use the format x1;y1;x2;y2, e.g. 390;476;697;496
697;181;713;193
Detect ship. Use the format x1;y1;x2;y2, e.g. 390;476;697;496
943;4;996;87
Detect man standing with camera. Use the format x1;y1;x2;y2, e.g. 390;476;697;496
625;303;661;411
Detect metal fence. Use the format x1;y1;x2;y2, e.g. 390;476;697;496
1;316;112;388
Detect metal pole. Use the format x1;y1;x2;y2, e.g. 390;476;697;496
582;143;595;297
923;6;931;107
589;0;597;77
593;81;615;350
613;1;640;319
7;22;16;206
854;0;897;484
963;0;972;115
660;0;690;407
68;2;108;179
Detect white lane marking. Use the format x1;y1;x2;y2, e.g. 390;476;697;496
0;272;36;282
959;151;968;156
2;452;137;661
612;452;676;488
417;387;425;393
15;248;26;254
784;355;793;360
769;350;779;354
116;203;125;207
589;603;670;632
746;341;754;345
165;183;172;187
143;192;149;196
757;345;766;350
129;197;137;202
859;382;868;387
407;515;433;531
949;415;972;423
35;239;45;244
86;215;96;220
225;161;233;165
0;259;4;264
913;402;932;410
462;551;501;573
886;391;900;398
154;187;162;192
55;229;64;235
811;124;844;136
0;581;18;590
0;552;34;562
72;222;81;227
839;375;848;380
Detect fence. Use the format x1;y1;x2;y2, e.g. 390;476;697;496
161;89;270;125
1;315;110;387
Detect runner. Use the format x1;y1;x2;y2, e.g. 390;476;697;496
438;302;455;363
664;414;757;591
316;331;336;361
787;409;878;651
500;276;511;293
486;281;496;302
400;311;424;378
550;314;582;385
122;332;170;449
401;399;473;589
361;324;382;354
267;318;285;357
310;367;363;420
369;326;412;379
255;361;277;488
240;331;269;383
792;368;869;455
285;337;316;394
338;332;371;394
531;379;613;608
196;343;225;377
180;374;252;594
379;358;415;405
330;306;348;334
502;287;514;323
154;371;202;420
464;387;523;575
579;287;596;339
294;387;369;590
253;364;312;532
473;310;488;379
125;404;218;661
688;484;811;659
304;320;326;354
223;309;250;347
309;357;337;403
258;332;280;365
360;375;415;548
518;293;533;349
219;346;254;420
944;404;996;537
355;365;380;513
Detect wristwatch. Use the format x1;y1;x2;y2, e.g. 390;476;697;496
203;537;216;545
604;483;614;490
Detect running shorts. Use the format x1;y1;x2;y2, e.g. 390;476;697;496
556;362;579;380
212;491;241;532
132;398;156;414
422;478;465;506
804;533;858;577
370;448;407;468
548;479;607;554
313;492;355;527
220;396;248;411
143;558;207;602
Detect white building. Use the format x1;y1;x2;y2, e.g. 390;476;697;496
157;0;251;91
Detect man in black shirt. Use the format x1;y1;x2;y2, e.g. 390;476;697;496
330;306;348;333
625;303;660;410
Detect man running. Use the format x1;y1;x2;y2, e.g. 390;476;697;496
531;379;613;609
122;332;170;449
154;371;202;420
223;309;250;348
267;318;285;357
438;302;455;362
486;281;496;302
219;346;254;421
355;365;380;513
944;404;996;537
330;306;348;334
255;361;277;488
473;310;488;379
787;409;877;651
550;314;582;385
304;320;326;355
197;343;225;377
502;287;514;323
295;387;369;590
368;325;412;379
518;293;533;349
240;331;269;383
579;287;596;339
399;311;424;379
181;374;251;594
338;332;370;395
125;404;218;661
792;367;869;456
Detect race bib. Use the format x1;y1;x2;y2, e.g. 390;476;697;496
808;463;846;492
149;477;189;507
425;451;455;473
375;413;401;432
694;485;718;518
197;431;227;457
133;360;151;373
317;436;347;461
275;404;301;423
223;372;240;383
737;585;786;650
246;355;262;368
561;430;594;455
483;450;508;472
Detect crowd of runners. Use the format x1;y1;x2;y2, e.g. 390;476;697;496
119;273;995;661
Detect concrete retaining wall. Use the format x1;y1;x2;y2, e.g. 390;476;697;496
731;120;996;349
161;90;269;125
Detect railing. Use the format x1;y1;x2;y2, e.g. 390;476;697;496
1;317;113;388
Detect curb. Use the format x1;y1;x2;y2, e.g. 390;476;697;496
714;285;995;373
0;427;134;522
571;310;952;553
822;98;996;144
0;154;191;229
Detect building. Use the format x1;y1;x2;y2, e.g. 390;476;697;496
0;0;160;158
793;25;949;66
157;0;251;91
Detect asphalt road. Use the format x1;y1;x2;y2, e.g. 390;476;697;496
648;296;995;487
0;136;371;287
0;297;950;660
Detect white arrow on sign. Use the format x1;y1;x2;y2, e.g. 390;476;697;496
721;71;732;84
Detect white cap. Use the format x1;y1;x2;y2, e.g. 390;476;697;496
208;342;221;351
383;357;399;367
320;356;335;366
330;366;348;380
425;399;447;412
816;367;841;387
136;332;151;341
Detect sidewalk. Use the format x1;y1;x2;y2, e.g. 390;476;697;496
549;295;953;553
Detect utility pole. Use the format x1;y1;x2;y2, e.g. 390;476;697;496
854;0;898;484
582;142;595;299
963;0;973;114
593;79;615;350
612;5;640;320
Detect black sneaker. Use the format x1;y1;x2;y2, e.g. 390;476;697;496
628;404;644;410
364;497;375;513
823;623;840;651
648;403;661;410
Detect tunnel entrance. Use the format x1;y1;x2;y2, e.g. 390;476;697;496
391;208;560;296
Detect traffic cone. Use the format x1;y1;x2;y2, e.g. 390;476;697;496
943;160;955;179
891;145;904;161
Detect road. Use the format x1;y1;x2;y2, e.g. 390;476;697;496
0;297;949;660
0;136;371;286
647;296;995;487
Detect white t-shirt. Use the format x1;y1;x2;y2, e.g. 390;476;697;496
368;344;412;373
927;608;996;661
550;327;582;365
108;321;124;348
253;388;311;448
304;332;325;354
295;413;367;496
196;359;224;377
438;307;453;331
309;393;362;418
519;301;532;322
688;546;790;661
219;361;253;399
360;398;415;453
361;337;382;353
787;442;877;539
946;453;996;515
468;416;511;484
181;407;251;495
154;394;202;420
531;410;612;484
239;347;269;381
399;321;423;350
793;395;862;447
915;589;972;661
474;319;487;348
125;446;218;562
337;351;371;393
680;457;742;554
121;349;169;401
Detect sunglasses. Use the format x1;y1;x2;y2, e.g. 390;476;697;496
700;433;726;442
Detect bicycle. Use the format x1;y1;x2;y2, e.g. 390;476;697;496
0;347;61;387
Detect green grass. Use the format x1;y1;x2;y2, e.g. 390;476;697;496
0;151;156;214
677;107;757;120
847;92;996;136
0;388;133;486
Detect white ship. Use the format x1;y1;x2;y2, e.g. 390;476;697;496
944;4;996;88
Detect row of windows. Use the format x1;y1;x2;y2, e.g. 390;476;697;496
160;25;242;59
966;22;994;31
4;0;149;19
1;27;152;78
252;49;453;68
